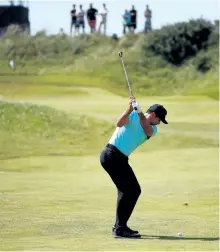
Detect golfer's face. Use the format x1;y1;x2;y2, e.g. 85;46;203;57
150;113;161;125
152;118;160;125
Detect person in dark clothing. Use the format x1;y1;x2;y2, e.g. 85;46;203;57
87;3;98;33
70;4;77;36
100;97;168;238
130;5;137;33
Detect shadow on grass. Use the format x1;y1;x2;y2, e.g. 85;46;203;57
140;235;219;241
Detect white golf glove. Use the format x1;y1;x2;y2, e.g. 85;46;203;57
132;101;142;113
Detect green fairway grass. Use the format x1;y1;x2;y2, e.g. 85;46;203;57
0;85;219;251
0;151;218;251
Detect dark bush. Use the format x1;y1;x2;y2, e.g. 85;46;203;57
196;54;212;73
143;18;215;65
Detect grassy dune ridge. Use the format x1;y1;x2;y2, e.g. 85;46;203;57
0;29;218;99
0;100;114;159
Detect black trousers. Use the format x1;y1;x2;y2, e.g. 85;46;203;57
100;144;141;228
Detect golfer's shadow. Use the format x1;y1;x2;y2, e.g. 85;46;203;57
140;235;219;241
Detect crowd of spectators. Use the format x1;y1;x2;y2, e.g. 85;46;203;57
69;3;153;36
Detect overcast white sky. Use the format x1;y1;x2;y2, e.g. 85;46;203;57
0;0;219;36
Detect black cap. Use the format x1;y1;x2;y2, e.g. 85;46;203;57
147;104;168;124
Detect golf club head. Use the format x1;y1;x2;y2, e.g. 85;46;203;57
118;51;123;58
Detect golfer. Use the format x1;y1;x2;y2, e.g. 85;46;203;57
100;97;168;238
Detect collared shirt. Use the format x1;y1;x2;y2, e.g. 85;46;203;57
123;11;131;25
108;111;157;156
77;10;85;22
100;7;108;22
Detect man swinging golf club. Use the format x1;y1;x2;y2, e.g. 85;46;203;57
100;52;168;239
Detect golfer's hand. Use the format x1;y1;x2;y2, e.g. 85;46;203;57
129;96;135;111
132;100;142;113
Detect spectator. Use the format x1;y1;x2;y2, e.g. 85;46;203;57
70;4;77;36
98;3;108;35
144;5;152;32
59;28;65;36
87;3;98;33
76;4;85;35
122;9;131;35
130;5;137;33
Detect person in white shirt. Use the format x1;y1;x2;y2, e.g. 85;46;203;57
76;4;85;35
98;3;108;35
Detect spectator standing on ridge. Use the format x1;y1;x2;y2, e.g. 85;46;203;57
144;5;152;32
98;3;108;35
70;4;77;36
122;9;131;35
130;5;137;33
87;3;98;33
76;4;86;35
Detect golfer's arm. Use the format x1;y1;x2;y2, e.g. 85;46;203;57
138;112;153;137
116;108;132;127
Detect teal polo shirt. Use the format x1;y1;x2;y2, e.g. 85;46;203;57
108;111;157;156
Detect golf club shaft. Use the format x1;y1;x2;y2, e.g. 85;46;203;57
119;55;134;98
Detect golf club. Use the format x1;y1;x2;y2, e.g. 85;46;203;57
118;51;134;99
